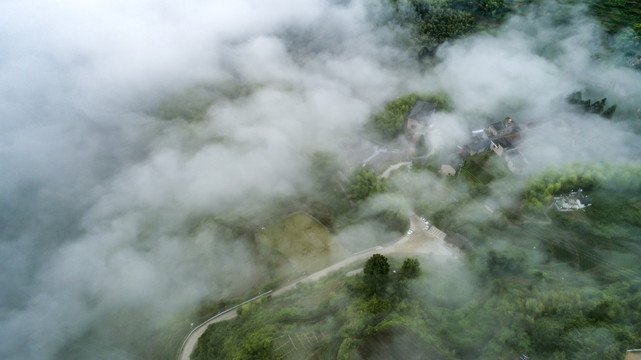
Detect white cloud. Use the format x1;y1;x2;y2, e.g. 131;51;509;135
1;1;640;359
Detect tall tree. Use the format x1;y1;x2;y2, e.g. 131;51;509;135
370;94;418;138
364;254;390;295
400;257;421;279
347;168;388;204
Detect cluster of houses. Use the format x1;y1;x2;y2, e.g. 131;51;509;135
338;99;598;214
467;116;528;174
399;100;597;212
401;100;528;176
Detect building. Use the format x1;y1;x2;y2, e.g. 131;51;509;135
625;349;641;360
462;118;528;174
553;189;593;211
490;138;513;156
437;150;466;176
465;117;521;157
405;101;437;145
466;138;491;155
406;101;437;134
485;116;521;141
489;138;528;173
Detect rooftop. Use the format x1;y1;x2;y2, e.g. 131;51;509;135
491;137;514;149
485;116;521;139
553;189;593;211
408;101;437;123
467;138;491;153
625;349;641;360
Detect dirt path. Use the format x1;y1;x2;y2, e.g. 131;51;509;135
381;161;411;178
178;214;455;360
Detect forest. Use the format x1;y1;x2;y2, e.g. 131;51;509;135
193;203;641;360
190;111;641;359
381;0;641;66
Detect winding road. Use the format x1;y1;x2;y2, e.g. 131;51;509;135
178;214;457;360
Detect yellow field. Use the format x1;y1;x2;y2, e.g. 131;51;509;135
256;211;348;274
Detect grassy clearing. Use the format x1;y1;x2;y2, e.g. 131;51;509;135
256;212;349;276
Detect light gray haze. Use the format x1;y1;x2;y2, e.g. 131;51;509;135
1;0;640;359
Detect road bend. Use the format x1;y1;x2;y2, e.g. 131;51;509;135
178;214;456;360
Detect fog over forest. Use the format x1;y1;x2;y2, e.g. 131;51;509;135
1;0;640;359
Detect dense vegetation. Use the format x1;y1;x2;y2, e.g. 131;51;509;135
405;159;641;358
187;126;641;360
383;0;510;58
575;0;641;66
346;168;389;204
192;254;427;360
459;151;510;188
380;0;641;67
567;91;617;119
369;92;452;139
193;216;641;359
523;162;641;210
589;0;641;34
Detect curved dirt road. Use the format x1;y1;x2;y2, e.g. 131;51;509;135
178;214;456;360
381;161;411;179
179;309;238;360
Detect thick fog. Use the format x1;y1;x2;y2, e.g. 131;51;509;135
1;0;640;359
432;6;641;168
0;1;412;359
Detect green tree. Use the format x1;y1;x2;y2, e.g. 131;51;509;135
236;328;274;360
566;91;617;118
392;278;410;300
369;92;452;139
412;8;475;57
347;168;388;204
602;104;617;119
364;254;390;296
370;94;418;138
400;257;421;279
365;295;392;313
590;98;607;114
486;249;525;275
379;209;410;234
478;0;504;16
